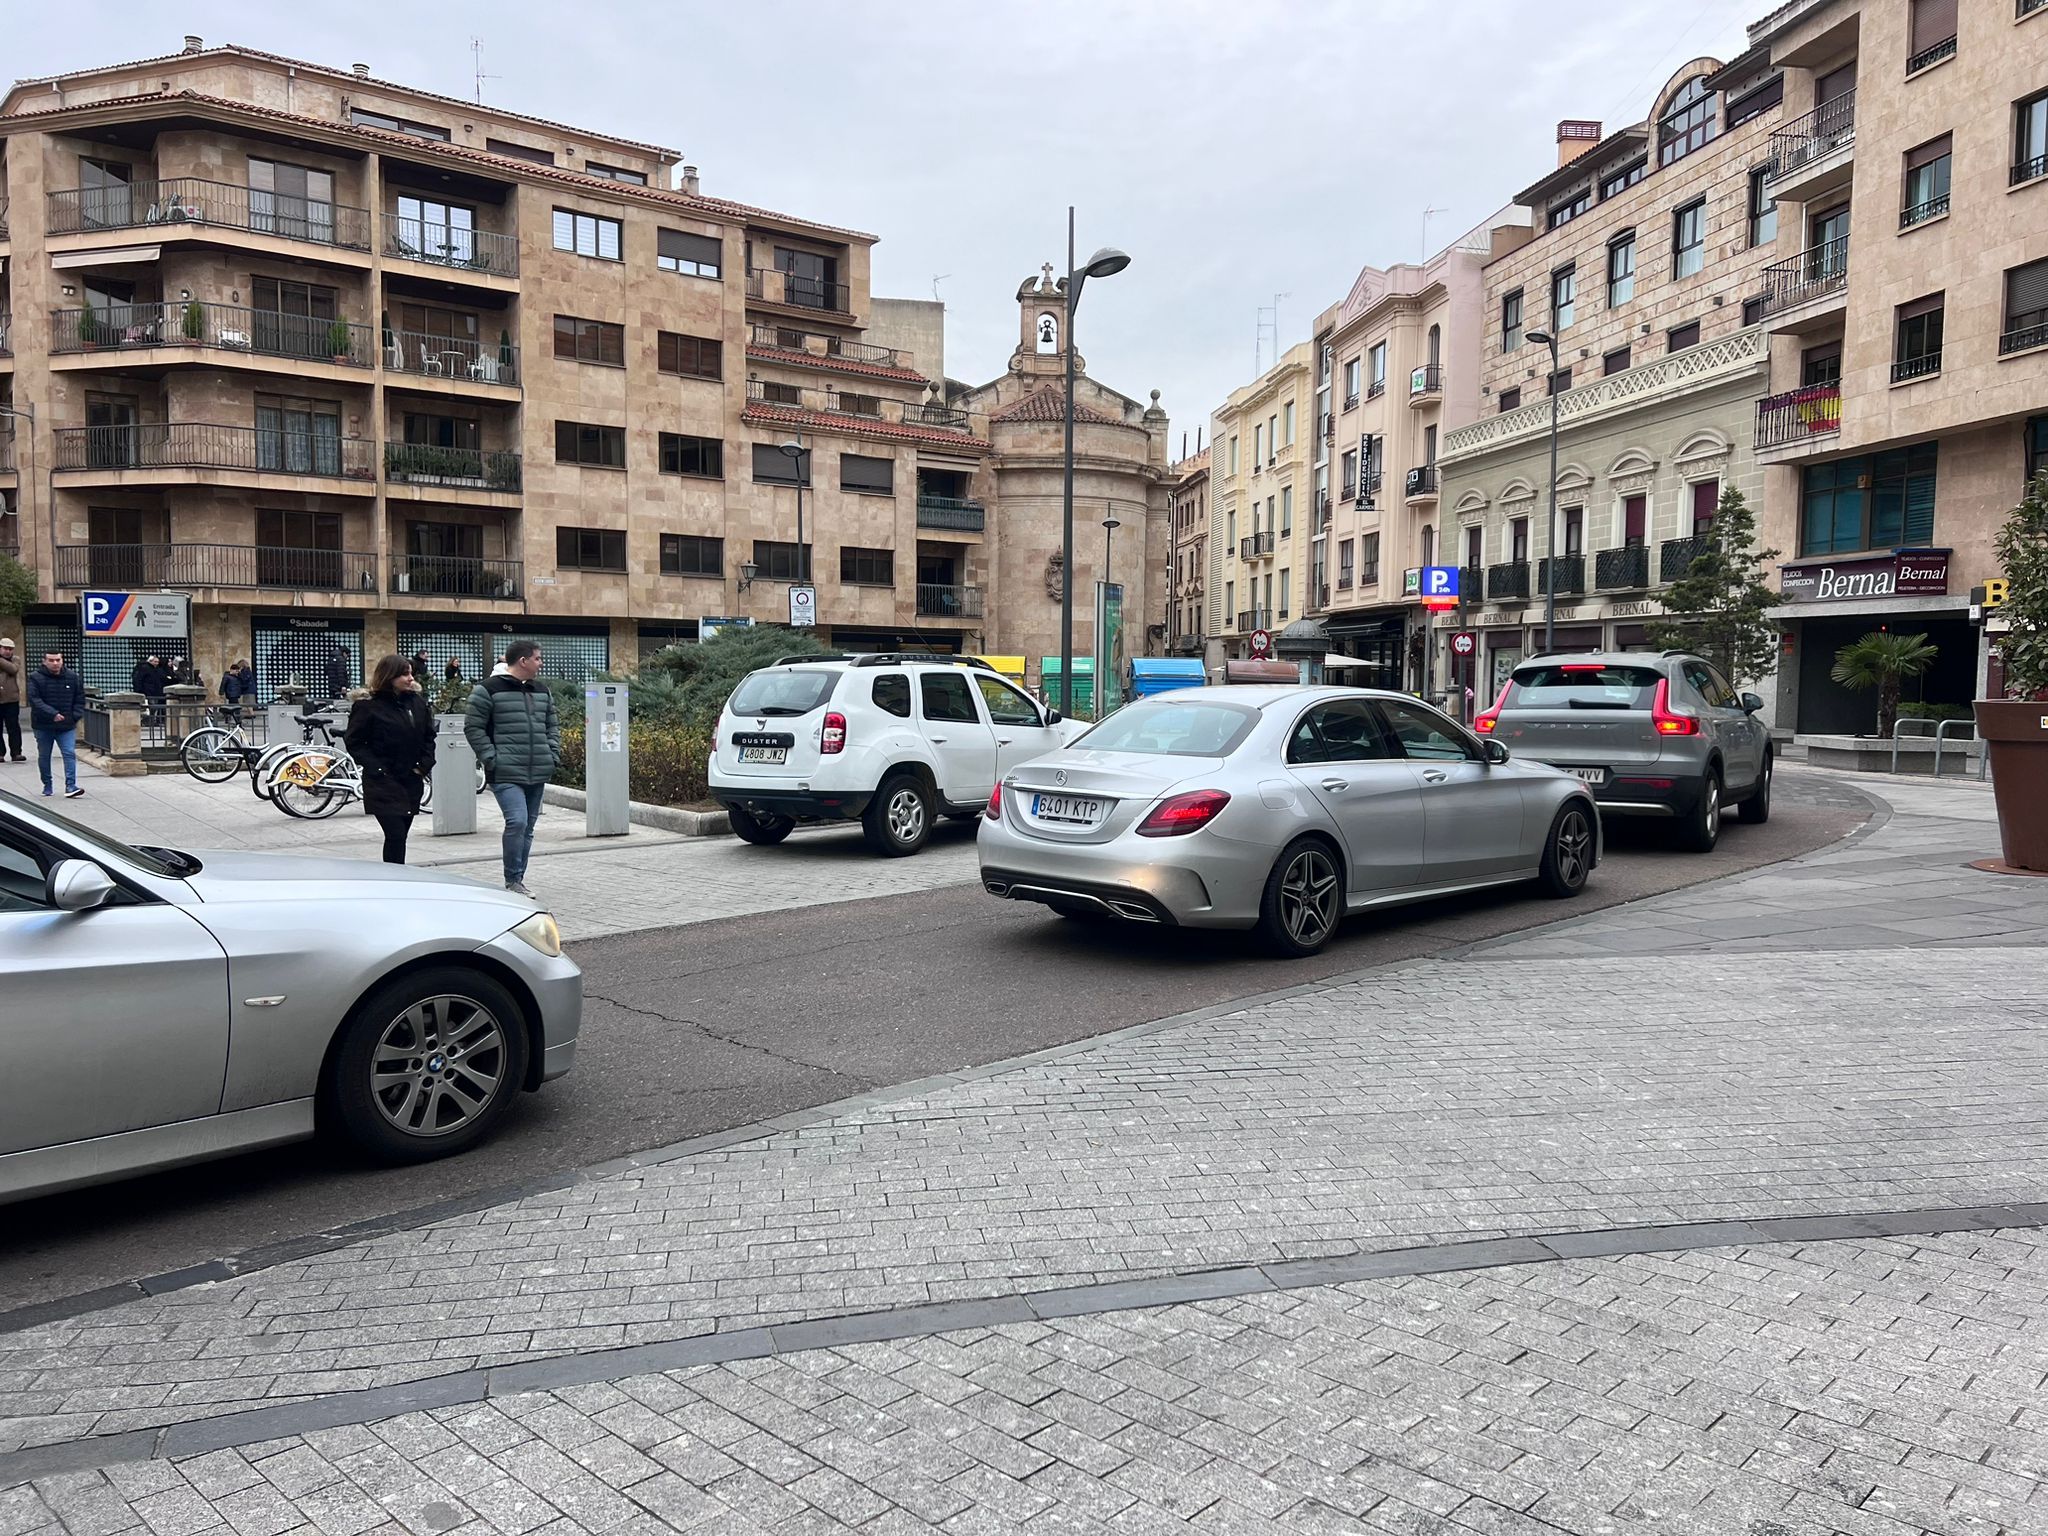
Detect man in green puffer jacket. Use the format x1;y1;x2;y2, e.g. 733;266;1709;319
464;639;561;896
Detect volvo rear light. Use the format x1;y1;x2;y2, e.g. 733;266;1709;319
1137;789;1231;837
1651;679;1699;736
985;783;1004;821
1473;682;1512;734
821;711;848;754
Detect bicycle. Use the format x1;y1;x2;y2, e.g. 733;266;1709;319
266;745;367;820
179;708;264;783
248;715;345;801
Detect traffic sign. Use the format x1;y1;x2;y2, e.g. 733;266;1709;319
788;585;818;627
1450;631;1477;658
1249;628;1272;658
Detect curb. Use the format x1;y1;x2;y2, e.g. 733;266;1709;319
542;783;729;837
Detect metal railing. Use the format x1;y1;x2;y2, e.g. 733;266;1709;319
52;423;374;479
1409;364;1443;397
385;442;522;490
1240;530;1275;559
0;198;8;239
1767;89;1855;183
1906;34;1956;73
1237;609;1271;631
2001;320;2048;356
54;543;380;592
1660;534;1710;583
0;312;11;356
1405;465;1439;498
1757;236;1849;316
745;267;851;314
1536;554;1586;596
2016;153;2048;187
916;495;986;532
1337;572;1355;590
82;706;111;753
748;325;906;369
1458;565;1485;600
384;327;520;385
1900;193;1950;228
915;583;983;619
382;214;519;277
1891;350;1942;383
46;177;372;249
1487;562;1529;601
745;379;970;431
2024;0;2048;17
1367;379;1385;400
50;301;375;365
1595;545;1650;590
390;555;523;600
1756;383;1843;449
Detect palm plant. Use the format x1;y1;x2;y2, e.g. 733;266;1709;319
1830;630;1938;739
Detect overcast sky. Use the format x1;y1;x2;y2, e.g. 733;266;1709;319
25;1;1759;449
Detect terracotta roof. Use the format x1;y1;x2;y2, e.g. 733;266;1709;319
741;402;988;454
744;343;928;386
3;87;878;244
989;388;1124;426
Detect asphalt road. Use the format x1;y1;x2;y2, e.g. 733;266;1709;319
0;773;1873;1318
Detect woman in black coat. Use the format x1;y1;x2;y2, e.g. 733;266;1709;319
345;653;437;864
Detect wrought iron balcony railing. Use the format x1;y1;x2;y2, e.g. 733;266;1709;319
1767;89;1855;183
746;268;851;314
915;583;983;619
1891;350;1942;384
1756;383;1843;449
385;443;522;490
51;300;375;365
1486;561;1529;601
1660;534;1711;583
745;379;971;430
1536;554;1586;596
1595;544;1650;590
1906;33;1957;74
1757;236;1849;316
389;554;522;600
52;423;374;478
47;177;372;248
385;327;520;386
1405;465;1439;498
916;495;986;532
749;325;907;369
55;542;379;591
382;214;519;276
1409;363;1443;398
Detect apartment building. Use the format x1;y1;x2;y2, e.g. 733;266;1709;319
0;40;1097;694
1307;230;1489;691
1438;54;1790;703
1744;0;2048;734
1208;342;1313;659
1166;445;1209;651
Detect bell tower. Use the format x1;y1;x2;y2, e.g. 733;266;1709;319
1010;265;1076;377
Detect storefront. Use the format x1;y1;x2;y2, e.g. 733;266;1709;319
24;605;192;698
1321;610;1408;692
398;618;611;690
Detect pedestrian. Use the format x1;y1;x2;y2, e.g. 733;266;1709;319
444;657;463;685
221;658;256;724
132;652;168;726
28;649;87;798
410;650;432;687
464;639;559;897
324;643;352;704
172;654;201;688
346;654;436;865
0;637;23;762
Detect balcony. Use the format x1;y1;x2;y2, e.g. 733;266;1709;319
1486;562;1529;601
1336;572;1355;591
1766;89;1855;203
1458;564;1484;601
746;267;851;315
2016;150;2048;188
1241;530;1275;561
745;380;971;435
2001;318;2048;356
50;301;375;367
385;443;522;493
1535;554;1586;596
917;495;986;532
390;554;522;601
1891;349;1942;384
46;178;372;251
1408;364;1443;404
1405;465;1439;500
1366;379;1385;400
1237;609;1271;632
1900;192;1949;229
1906;34;1956;75
52;423;374;481
384;328;520;388
916;583;983;620
1756;383;1843;456
1595;545;1650;590
0;311;11;357
1660;534;1710;584
54;542;379;592
382;214;519;278
1756;237;1849;330
749;324;913;375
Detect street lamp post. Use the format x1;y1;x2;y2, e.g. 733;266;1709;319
777;438;810;586
1524;330;1563;655
1059;209;1130;716
1102;512;1120;576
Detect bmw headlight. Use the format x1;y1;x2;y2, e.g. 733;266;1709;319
510;911;562;957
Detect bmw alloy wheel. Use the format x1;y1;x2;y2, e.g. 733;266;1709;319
1279;846;1339;947
369;994;509;1139
887;785;926;845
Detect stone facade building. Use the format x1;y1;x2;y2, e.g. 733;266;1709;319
1208;342;1313;661
1166;446;1209;652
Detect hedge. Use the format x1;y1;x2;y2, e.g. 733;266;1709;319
554;722;712;808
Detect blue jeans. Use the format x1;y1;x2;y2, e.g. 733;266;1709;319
35;726;78;793
491;781;547;883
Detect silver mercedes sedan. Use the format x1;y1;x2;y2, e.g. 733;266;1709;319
979;685;1600;957
0;790;581;1204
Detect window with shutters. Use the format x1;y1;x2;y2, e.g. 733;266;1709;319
751;443;811;486
551;208;622;261
554;421;625;468
839;546;894;585
1551;265;1575;329
1607;232;1636;307
556;526;627;571
658;433;722;478
657;331;722;379
1893;294;1945;382
1748;166;1778;248
1907;0;1957;72
840;454;893;495
553;315;624;366
1667;321;1700;354
1901;135;1952;228
2004;258;2048;353
657;228;722;279
1623;495;1647;548
1563;506;1583;558
1549;367;1572;396
1510;518;1529;564
1691;479;1719;534
1802;341;1843;388
660;534;722;577
1497;387;1521;413
1501;289;1524;352
1604;346;1632;376
1673;199;1706;278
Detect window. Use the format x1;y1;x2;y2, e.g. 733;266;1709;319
553;315;624;366
1658;76;1717;165
1338;539;1354;586
1340;449;1358;501
1229;435;1239;474
1623;495;1647;547
584;162;648;185
1902;135;1953;227
1673;199;1706;278
1748;166;1778;248
1502;289;1524;351
752;443;812;485
1549;367;1572;395
1551;265;1575;329
1667;321;1701;353
1599;158;1646;199
761;382;803;406
753;539;810;580
1378;699;1475;762
1225;580;1235;616
2026;416;2047;485
1465;526;1483;569
554;421;625;468
660;534;722;576
2019;92;2048;185
1267;414;1277;458
2004;258;2048;352
1227;509;1237;545
1283;401;1296;444
1800;444;1938;555
348;108;449;141
1511;518;1529;563
1369;343;1387;394
658;228;722;279
1288;701;1396;765
1607;231;1636;306
1281;486;1293;537
556;526;626;571
1743;295;1768;326
1603;345;1632;376
1692;480;1719;534
658;331;722;379
919;671;977;724
1280;570;1291;617
1253;424;1264;464
1548;187;1590;230
1908;0;1958;69
247;159;335;243
658;433;722;478
1802;340;1843;388
552;209;622;261
1894;294;1945;381
976;674;1040;727
1344;357;1361;404
840;454;894;495
1726;75;1784;128
1563;506;1583;557
872;674;911;718
1498;387;1522;412
839;546;894;585
839;391;882;419
1360;531;1380;585
486;137;555;166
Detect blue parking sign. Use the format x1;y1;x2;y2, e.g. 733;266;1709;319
1419;566;1461;601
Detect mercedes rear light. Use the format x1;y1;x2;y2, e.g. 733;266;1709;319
821;711;848;754
1473;682;1512;734
1651;679;1699;736
1136;789;1231;837
985;783;1004;821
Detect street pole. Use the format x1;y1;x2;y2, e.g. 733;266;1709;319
1060;208;1077;717
1103;512;1119;576
1543;334;1561;656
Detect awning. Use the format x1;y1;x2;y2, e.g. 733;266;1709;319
53;245;160;268
1322;652;1374;667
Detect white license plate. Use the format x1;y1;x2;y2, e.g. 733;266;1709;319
738;746;787;765
1031;793;1103;824
1566;766;1607;784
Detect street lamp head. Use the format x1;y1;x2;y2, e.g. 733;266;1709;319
1525;329;1554;346
1102;516;1122;531
1081;247;1131;279
777;438;805;459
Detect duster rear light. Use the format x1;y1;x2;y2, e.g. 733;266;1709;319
821;711;847;753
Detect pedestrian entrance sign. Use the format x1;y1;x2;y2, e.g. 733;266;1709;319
80;592;191;637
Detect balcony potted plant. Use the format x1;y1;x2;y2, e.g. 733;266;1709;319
1976;470;2048;871
78;299;99;351
327;318;352;365
181;299;204;345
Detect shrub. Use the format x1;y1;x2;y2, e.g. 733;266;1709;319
554;721;710;807
646;626;833;731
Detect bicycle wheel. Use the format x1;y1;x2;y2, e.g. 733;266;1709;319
251;743;298;800
420;773;435;812
276;780;347;819
181;728;242;783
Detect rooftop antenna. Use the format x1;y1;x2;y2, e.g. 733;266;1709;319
1422;206;1449;259
931;274;949;302
1254;292;1288;375
470;38;499;105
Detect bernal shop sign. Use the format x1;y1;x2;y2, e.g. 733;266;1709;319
1779;548;1950;604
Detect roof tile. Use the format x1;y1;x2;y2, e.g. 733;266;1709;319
741;402;988;453
989;388;1123;426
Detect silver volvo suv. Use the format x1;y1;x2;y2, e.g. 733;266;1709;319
1475;651;1772;851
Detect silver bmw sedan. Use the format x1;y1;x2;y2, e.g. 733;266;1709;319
978;685;1600;957
0;790;581;1204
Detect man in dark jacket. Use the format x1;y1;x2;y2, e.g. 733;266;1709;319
0;637;23;762
221;659;256;722
464;639;559;896
28;650;88;798
324;643;352;703
132;654;168;726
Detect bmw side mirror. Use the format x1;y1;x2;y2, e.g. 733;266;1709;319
1482;740;1511;765
1741;692;1765;714
48;859;116;912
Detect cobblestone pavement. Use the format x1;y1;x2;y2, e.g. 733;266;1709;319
4;771;2046;1531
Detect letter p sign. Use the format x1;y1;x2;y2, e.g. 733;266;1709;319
84;595;114;630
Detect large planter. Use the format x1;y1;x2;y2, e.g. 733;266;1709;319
1975;698;2048;871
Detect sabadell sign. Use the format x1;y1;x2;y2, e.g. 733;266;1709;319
1779;548;1950;604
